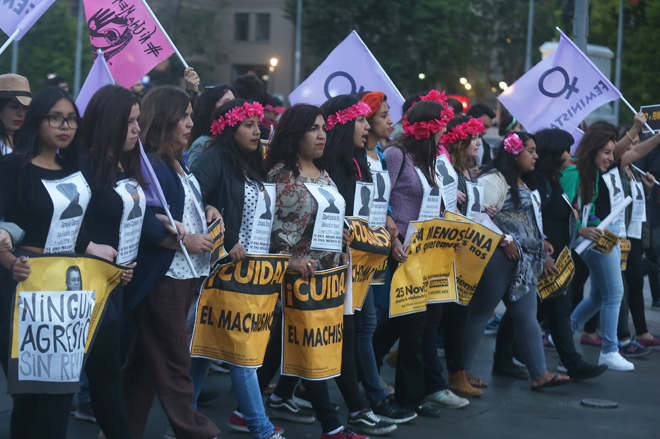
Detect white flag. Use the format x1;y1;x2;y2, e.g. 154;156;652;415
0;0;55;40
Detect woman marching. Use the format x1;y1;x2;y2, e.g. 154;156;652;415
461;132;570;389
0;73;31;155
191;98;286;439
78;84;149;439
187;84;235;167
0;86;121;438
372;98;455;415
264;103;372;439
438;116;493;397
121;86;221;439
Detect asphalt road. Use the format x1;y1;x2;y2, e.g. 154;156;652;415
1;281;659;439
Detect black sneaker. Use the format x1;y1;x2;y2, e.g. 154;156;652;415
568;362;608;381
492;352;530;380
618;340;652;358
412;402;440;418
74;400;97;423
348;408;397;435
265;397;316;424
372;396;417;424
293;385;339;411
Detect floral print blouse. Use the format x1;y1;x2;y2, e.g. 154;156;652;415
268;164;340;270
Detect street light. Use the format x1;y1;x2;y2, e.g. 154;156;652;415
464;83;472;90
269;58;278;94
418;73;426;80
459;77;468;85
270;58;278;67
499;81;508;90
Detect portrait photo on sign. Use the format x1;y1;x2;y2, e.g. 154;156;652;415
466;182;484;219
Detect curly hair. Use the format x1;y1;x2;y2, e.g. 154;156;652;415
191;85;234;143
265;104;326;176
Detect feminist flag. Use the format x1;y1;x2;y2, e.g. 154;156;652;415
0;0;55;40
289;31;405;124
76;51;114;116
498;28;621;134
83;0;174;88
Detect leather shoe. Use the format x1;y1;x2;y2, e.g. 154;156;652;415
492;352;529;380
413;402;440;418
568;362;608;381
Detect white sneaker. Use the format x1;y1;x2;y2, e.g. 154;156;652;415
425;389;470;408
598;351;634;371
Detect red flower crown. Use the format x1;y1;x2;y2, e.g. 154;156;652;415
439;117;486;146
210;102;264;136
326;101;371;131
503;133;524;155
265;104;285;114
402;89;454;140
411;89;448;108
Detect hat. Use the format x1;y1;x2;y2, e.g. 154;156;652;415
0;74;31;106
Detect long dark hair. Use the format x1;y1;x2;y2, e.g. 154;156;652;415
13;86;80;171
265;104;326;177
395;100;444;187
80;85;145;192
482;131;535;208
445;116;476;173
321;94;373;214
534;128;574;185
139;86;190;173
0;98;14;148
205;99;266;184
191;85;234;143
575;128;617;204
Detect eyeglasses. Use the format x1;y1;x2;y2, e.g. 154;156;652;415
45;114;78;129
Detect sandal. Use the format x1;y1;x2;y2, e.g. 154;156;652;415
466;372;488;388
531;373;570;391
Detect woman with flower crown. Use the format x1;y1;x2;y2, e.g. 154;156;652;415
372;97;459;415
461;131;570;390
191;98;286;439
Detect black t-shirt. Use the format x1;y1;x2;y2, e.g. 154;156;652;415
0;153;86;250
539;178;572;259
594;175;611;222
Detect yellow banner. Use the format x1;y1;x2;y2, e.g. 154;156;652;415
390;218;470;317
208;217;228;265
591;229;618;254
345;217;390;311
9;255;124;394
444;212;502;305
282;265;347;380
537;246;575;301
190;254;289;367
620;238;630;270
371;259;388;285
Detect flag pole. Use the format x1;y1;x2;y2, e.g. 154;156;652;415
140;0;189;69
96;49;115;84
620;95;656;133
0;28;20;58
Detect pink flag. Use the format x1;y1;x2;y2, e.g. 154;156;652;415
498;28;621;134
83;0;174;88
0;0;55;40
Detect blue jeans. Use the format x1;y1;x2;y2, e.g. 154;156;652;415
77;372;90;403
571;237;623;354
189;357;211;409
354;287;389;405
230;365;274;439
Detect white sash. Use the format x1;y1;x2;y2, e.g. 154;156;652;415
247;182;276;254
465;181;484;220
415;167;442;221
305;183;346;252
436;155;458;213
353;181;375;221
603;168;627;237
42;172;91;254
530;189;544;235
114;179;146;264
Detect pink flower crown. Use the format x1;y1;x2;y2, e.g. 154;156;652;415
210;102;265;136
503;133;524;155
439;118;486;146
326;101;371;131
401;107;454;140
265;104;285;114
411;89;448;108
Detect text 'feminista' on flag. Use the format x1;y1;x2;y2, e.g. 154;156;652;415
0;0;55;40
498;28;621;135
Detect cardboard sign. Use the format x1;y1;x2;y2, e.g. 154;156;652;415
390;218;470;317
620;238;631;271
208;217;228;265
444;212;502;305
248;183;276;254
415;168;442;221
345;217;390;311
537;246;575;301
281;265;348;380
353;182;375;221
436;155;458;213
114;179;146;265
190;255;288;367
368;170;391;228
465;182;484;220
602;169;627;238
591;229;619;254
9;255;124;394
305;183;346;252
641;104;660;132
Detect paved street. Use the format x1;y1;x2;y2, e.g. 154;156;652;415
1;282;659;439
